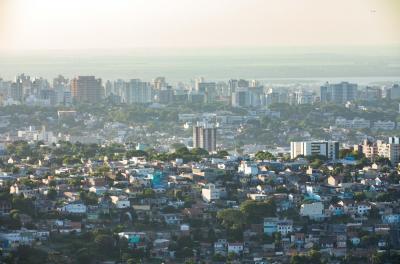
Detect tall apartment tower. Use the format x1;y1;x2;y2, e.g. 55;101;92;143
193;122;217;152
320;82;357;104
125;79;152;104
10;81;23;102
197;82;217;103
71;76;103;103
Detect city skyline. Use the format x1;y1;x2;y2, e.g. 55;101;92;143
2;1;400;262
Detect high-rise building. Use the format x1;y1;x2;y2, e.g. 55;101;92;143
15;74;32;98
113;79;126;101
228;79;239;93
125;79;152;104
388;84;400;100
265;88;288;106
157;86;174;104
193;122;217;152
290;141;339;160
291;90;314;105
250;80;260;88
0;79;11;99
197;82;217;103
31;77;49;95
237;79;249;88
10;81;23;102
320;82;357;104
188;92;205;104
363;86;382;101
153;77;167;90
53;75;69;105
231;87;249;107
104;80;113;98
39;89;57;105
71;76;103;103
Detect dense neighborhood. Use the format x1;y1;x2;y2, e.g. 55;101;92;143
0;136;400;263
1;76;400;263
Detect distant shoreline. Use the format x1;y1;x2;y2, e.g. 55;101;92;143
0;47;399;84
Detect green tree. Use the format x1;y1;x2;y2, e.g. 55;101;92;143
217;209;246;230
354;192;366;202
47;188;57;200
94;234;115;254
9;245;48;264
240;199;276;224
79;191;98;205
255;151;275;161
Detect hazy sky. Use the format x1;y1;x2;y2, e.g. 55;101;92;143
0;0;399;51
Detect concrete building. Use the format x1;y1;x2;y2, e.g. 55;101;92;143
197;82;217;103
373;121;396;130
263;217;294;235
231;87;250;107
388;84;400;100
193;122;217;152
300;202;324;220
363;86;382;101
320;82;357;104
125;79;152;104
291;90;314;105
336;117;370;129
201;184;220;202
361;138;400;164
266;88;288;106
361;139;378;160
58;203;87;214
376;141;400;164
71;76;103;103
10;81;23;102
290;141;339;160
156;87;174;104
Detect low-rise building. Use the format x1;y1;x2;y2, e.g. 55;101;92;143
201;184;220;202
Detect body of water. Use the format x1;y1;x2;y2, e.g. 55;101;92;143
0;46;399;85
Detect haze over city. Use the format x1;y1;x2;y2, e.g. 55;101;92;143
1;1;400;264
1;0;400;51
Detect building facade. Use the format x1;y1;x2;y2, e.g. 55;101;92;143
193;122;217;152
71;76;103;103
290;141;339;160
320;82;357;104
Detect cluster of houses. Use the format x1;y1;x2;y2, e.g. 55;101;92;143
0;141;400;262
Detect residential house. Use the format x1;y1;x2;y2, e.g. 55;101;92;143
300;202;324;220
227;242;244;255
110;196;130;209
58;202;87;214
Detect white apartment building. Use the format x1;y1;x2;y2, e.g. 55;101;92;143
300;202;324;220
335;117;370;129
290;141;339;160
373;121;396;130
111;196;131;209
277;220;294;235
238;161;259;176
356;203;371;216
292;90;314;105
58;203;87;214
201;184;220;202
227;243;244;254
352;118;371;129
